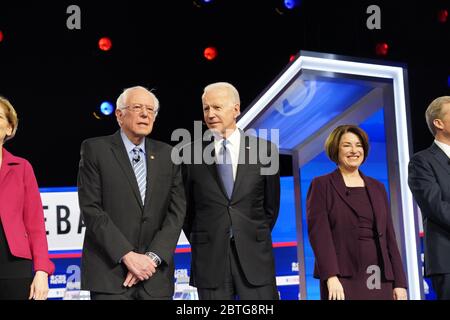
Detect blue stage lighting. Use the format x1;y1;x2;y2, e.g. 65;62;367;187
284;0;299;10
100;101;114;116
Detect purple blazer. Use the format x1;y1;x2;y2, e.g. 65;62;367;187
306;169;407;288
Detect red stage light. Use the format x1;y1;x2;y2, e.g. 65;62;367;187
0;31;4;43
204;47;218;60
375;42;389;56
98;37;112;51
438;9;448;23
289;54;296;62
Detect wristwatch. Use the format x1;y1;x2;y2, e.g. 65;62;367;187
145;251;161;266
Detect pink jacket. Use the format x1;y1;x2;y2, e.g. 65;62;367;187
0;148;54;275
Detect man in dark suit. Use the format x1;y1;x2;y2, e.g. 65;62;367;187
77;86;186;300
182;82;280;300
408;96;450;300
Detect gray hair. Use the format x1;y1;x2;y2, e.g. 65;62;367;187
425;96;450;136
116;86;160;114
202;82;240;105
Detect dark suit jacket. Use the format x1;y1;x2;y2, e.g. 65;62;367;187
182;132;280;288
77;131;186;296
408;142;450;276
306;169;407;288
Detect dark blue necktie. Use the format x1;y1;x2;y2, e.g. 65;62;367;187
217;139;234;199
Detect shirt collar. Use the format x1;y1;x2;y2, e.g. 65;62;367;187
120;130;146;154
434;139;450;159
213;127;240;147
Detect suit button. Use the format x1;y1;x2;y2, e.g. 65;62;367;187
228;206;232;210
142;217;148;223
378;232;383;237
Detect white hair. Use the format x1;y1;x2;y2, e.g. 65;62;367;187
202;82;240;105
116;86;160;113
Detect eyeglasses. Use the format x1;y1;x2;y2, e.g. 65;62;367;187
125;104;158;116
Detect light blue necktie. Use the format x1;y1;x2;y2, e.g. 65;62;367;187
217;140;234;199
132;147;146;204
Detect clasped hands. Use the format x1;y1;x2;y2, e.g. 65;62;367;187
122;251;157;287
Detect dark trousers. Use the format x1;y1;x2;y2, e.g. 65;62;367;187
197;239;279;300
431;274;450;300
90;283;171;300
0;278;33;300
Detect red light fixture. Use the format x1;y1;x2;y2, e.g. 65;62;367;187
289;54;296;62
0;30;4;43
98;37;112;51
375;42;389;56
204;46;218;61
438;9;448;23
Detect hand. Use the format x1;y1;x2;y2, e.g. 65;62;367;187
122;251;157;281
327;276;345;300
29;271;49;300
123;272;140;287
393;287;407;300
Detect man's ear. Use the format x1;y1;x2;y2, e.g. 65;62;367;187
234;104;241;118
433;118;444;130
115;108;123;125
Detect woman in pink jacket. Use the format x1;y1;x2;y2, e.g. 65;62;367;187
0;96;54;300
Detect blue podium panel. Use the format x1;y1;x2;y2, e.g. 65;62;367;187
250;76;374;150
